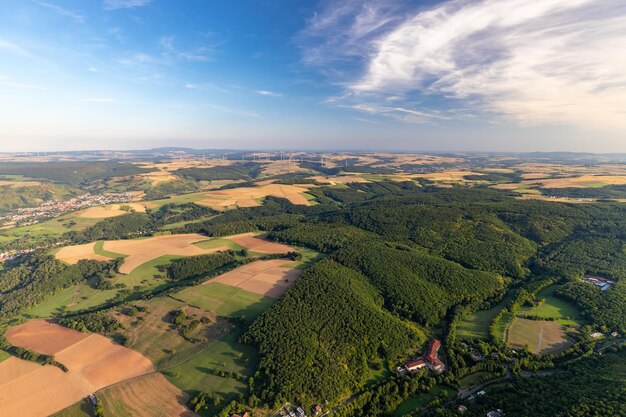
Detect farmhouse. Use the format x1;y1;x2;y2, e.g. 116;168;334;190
582;274;614;291
231;413;249;417
400;339;446;373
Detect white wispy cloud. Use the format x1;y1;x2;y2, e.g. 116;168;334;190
104;0;152;11
298;0;405;67
79;97;117;103
0;39;32;58
306;0;626;128
36;2;85;22
256;90;283;97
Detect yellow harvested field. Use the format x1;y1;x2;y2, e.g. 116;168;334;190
1;320;154;417
370;153;462;167
258;160;308;176
523;175;626;188
55;233;294;274
312;175;369;185
514;163;626;177
55;242;112;264
99;373;197;417
207;259;301;298
138;171;179;186
482;168;515;174
414;171;484;181
75;203;147;219
197;183;315;209
103;234;230;274
0;180;42;188
507;318;572;354
520;173;550;180
226;232;295;254
491;183;525;190
133;158;232;172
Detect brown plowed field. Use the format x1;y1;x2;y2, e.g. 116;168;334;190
197;183;314;209
226;233;295;254
6;319;90;355
1;320;155;417
207;259;301;298
55;242;112;265
99;373;198;417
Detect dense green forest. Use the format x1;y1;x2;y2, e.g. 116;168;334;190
176;162;263;181
333;240;503;325
0;161;151;184
243;260;424;407
166;252;236;281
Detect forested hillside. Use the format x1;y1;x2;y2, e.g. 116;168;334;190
333;240;503;325
244;260;424;407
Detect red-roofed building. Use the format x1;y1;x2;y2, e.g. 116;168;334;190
399;339;446;373
404;358;427;371
231;413;249;417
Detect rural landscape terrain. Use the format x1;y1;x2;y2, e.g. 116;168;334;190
0;149;624;417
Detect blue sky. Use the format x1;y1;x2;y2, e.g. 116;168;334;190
0;0;625;152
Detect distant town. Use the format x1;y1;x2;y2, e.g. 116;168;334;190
0;192;137;228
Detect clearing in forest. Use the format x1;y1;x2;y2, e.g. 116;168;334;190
196;183;315;209
507;318;573;354
0;320;154;417
206;259;301;298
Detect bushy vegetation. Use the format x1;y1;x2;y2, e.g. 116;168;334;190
74;212;151;241
244;259;424;407
0;255;120;319
166;252;236;281
60;312;121;334
461;348;626;417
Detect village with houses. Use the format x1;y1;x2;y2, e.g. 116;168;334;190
0;191;137;228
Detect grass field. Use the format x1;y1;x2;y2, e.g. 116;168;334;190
93;240;127;259
518;285;582;325
458;371;499;389
457;292;514;341
25;283;118;317
493;311;515;344
0;349;11;363
112;296;232;370
163;283;277;407
163;328;256;407
507;318;573;354
51;400;93;417
173;282;276;321
0;213;99;243
392;386;456;417
193;238;244;251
